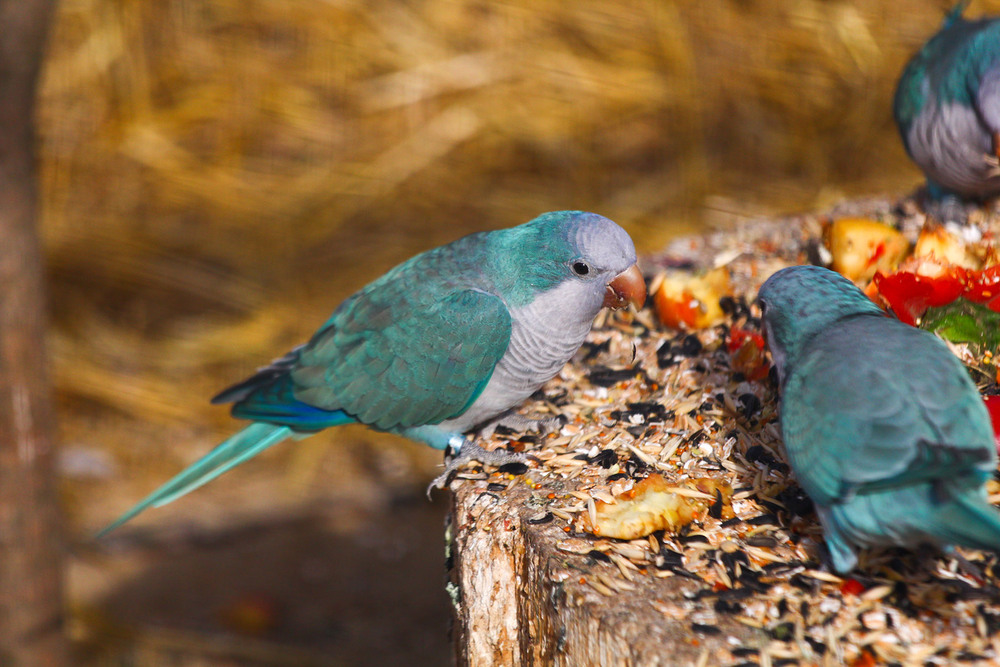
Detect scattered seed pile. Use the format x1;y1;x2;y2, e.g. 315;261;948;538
451;196;1000;666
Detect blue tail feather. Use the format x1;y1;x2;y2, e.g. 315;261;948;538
97;422;292;537
934;492;1000;553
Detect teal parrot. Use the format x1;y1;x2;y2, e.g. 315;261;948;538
894;2;1000;218
758;265;1000;573
101;211;644;535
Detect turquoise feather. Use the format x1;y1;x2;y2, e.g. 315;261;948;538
97;423;296;537
759;265;1000;573
894;2;1000;203
100;210;639;534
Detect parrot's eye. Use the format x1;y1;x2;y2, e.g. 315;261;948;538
571;261;590;276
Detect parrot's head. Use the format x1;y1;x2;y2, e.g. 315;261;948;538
488;211;645;317
757;265;884;383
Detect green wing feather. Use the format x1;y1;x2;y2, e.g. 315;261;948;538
294;287;512;431
781;315;994;506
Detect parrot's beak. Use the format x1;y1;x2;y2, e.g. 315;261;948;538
603;264;646;310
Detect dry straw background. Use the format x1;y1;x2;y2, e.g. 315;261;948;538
35;0;997;663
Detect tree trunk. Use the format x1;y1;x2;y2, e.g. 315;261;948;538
0;0;67;665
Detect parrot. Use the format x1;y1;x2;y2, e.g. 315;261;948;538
757;264;1000;573
100;211;644;535
893;1;1000;220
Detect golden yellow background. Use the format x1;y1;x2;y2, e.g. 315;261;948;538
38;0;994;662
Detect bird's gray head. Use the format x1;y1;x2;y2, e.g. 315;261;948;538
486;211;644;313
757;265;884;382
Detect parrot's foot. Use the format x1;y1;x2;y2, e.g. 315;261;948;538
942;546;985;582
428;440;532;495
921;184;974;224
477;411;566;439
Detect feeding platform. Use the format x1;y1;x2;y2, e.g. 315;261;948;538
445;197;1000;666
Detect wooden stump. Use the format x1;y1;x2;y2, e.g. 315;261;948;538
448;480;762;666
444;200;1000;667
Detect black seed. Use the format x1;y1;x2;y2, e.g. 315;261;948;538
690;622;721;635
587;550;612;563
678;334;703;356
804;636;827;655
684;430;707;446
588;449;618;468
746;535;778;548
526;512;553;525
493;425;517;437
720;550;749;574
497;462;528;475
737;569;771;593
746;513;779;526
678;533;710;545
720;516;743;528
744;444;780;468
658;547;684;568
738;392;762;419
487;483;507;492
626;425;647;438
543;388;569;406
956;651;987;661
655;341;677;368
789;574;816;592
717;586;755;601
714;598;742;614
581;338;612;361
731;647;758;657
668;566;704;581
776;485;813;516
626;401;671;419
776;598;788;616
708;489;724;519
587;366;643;387
606;472;629;482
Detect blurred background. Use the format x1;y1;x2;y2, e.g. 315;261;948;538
39;0;992;663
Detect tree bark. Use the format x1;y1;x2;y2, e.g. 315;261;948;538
0;0;67;665
447;481;761;666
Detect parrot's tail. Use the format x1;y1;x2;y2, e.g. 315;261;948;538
97;422;292;537
933;491;1000;554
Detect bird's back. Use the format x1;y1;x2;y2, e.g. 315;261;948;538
781;313;995;507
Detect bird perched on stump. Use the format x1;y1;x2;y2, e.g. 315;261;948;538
758;265;1000;573
894;2;1000;220
101;211;644;535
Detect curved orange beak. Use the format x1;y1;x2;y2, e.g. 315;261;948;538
603;264;646;310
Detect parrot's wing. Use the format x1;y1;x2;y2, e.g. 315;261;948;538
781;319;994;506
283;287;512;431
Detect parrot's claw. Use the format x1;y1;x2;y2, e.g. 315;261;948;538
942;546;985;582
428;440;533;496
922;193;972;225
477;411;566;439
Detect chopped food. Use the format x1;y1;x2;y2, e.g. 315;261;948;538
823;217;909;282
578;473;733;539
652;266;731;330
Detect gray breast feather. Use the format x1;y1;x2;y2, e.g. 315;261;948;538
908;100;1000;197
